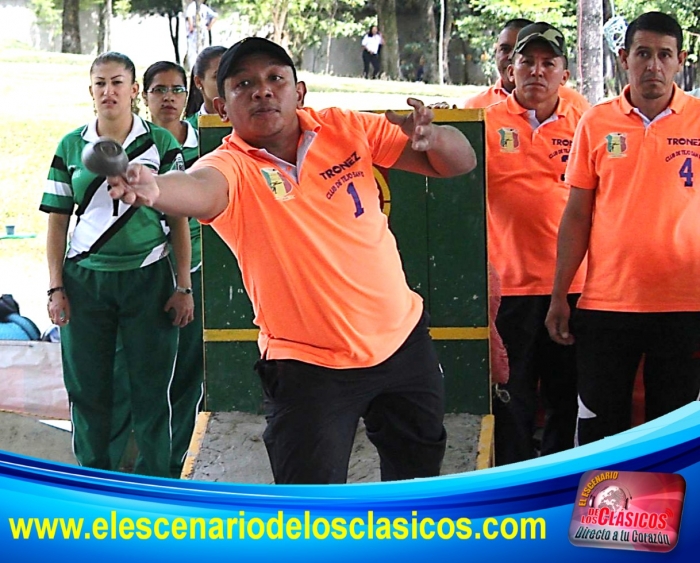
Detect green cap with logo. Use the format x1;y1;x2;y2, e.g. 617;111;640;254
513;22;567;60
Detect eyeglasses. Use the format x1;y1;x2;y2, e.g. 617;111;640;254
147;86;188;95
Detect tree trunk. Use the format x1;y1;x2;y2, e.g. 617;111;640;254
577;0;604;104
440;0;454;84
272;1;290;46
97;0;112;54
375;0;399;80
418;0;438;83
61;0;81;54
170;13;181;64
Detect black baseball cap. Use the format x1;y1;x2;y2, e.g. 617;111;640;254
513;22;567;60
217;37;297;96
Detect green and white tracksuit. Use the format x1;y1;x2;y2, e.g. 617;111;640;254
168;120;205;477
41;115;184;477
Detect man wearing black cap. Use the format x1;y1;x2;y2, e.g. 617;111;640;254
108;37;477;484
485;22;587;465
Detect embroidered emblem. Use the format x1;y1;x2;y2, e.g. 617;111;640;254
498;128;520;152
605;133;627;158
261;168;294;201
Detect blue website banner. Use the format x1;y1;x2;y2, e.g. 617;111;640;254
2;403;699;562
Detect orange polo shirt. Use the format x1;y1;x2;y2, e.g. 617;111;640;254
566;85;700;312
465;78;591;114
194;107;423;368
486;93;587;296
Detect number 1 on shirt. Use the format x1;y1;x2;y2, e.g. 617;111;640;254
346;182;365;218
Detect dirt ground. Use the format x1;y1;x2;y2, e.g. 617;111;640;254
0;410;489;483
185;411;486;484
0;411;76;466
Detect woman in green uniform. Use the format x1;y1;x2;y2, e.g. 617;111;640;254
42;52;193;477
143;60;203;478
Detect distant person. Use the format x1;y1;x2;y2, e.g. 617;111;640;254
464;18;589;113
185;46;227;127
486;23;588;465
545;12;700;445
186;1;218;69
362;25;383;79
108;37;477;484
41;52;191;477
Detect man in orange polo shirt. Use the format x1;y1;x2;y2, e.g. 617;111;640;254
546;12;700;445
108;37;477;484
486;22;589;465
465;18;590;113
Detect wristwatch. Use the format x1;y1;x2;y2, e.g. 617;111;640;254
176;286;193;295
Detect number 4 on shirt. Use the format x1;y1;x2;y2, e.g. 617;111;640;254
679;157;693;188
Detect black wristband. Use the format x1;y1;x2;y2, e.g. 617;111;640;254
47;287;65;297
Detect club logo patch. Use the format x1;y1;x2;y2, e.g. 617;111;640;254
498;128;520;152
261;168;294;201
605;133;627;157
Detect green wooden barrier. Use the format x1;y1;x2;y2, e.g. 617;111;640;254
198;109;490;415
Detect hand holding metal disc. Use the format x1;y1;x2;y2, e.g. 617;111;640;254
81;137;129;177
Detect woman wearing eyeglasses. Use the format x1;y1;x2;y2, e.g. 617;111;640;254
142;60;205;478
41;52;192;478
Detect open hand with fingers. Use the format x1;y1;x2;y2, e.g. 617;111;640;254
385;97;437;152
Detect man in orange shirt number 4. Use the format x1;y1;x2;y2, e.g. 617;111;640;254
108;37;477;484
545;12;700;445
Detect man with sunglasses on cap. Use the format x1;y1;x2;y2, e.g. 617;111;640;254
485;22;587;465
107;37;477;484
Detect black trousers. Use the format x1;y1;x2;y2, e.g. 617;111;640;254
494;294;580;465
255;311;446;484
575;310;700;445
362;50;380;79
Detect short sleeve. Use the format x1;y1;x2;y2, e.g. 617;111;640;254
564;113;598;190
40;137;75;215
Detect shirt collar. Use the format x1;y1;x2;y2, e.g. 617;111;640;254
619;83;687;116
223;107;322;155
82;114;148;147
182;119;199;149
505;91;567;119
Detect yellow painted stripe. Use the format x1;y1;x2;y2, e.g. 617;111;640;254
430;327;489;340
181;411;211;480
370;108;484;122
204;329;258;342
476;414;495;470
204;326;489;342
199;114;229;128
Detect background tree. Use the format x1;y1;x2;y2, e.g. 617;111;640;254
97;0;113;53
61;0;81;53
374;0;400;79
578;0;603;103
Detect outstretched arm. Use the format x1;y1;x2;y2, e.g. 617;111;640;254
545;186;594;345
388;98;477;178
107;166;229;221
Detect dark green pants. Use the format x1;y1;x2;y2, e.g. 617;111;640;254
169;268;204;477
109;268;204;478
61;258;177;477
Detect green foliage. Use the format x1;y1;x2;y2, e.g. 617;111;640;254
453;0;576;82
220;0;367;63
28;0;61;27
128;0;182;16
